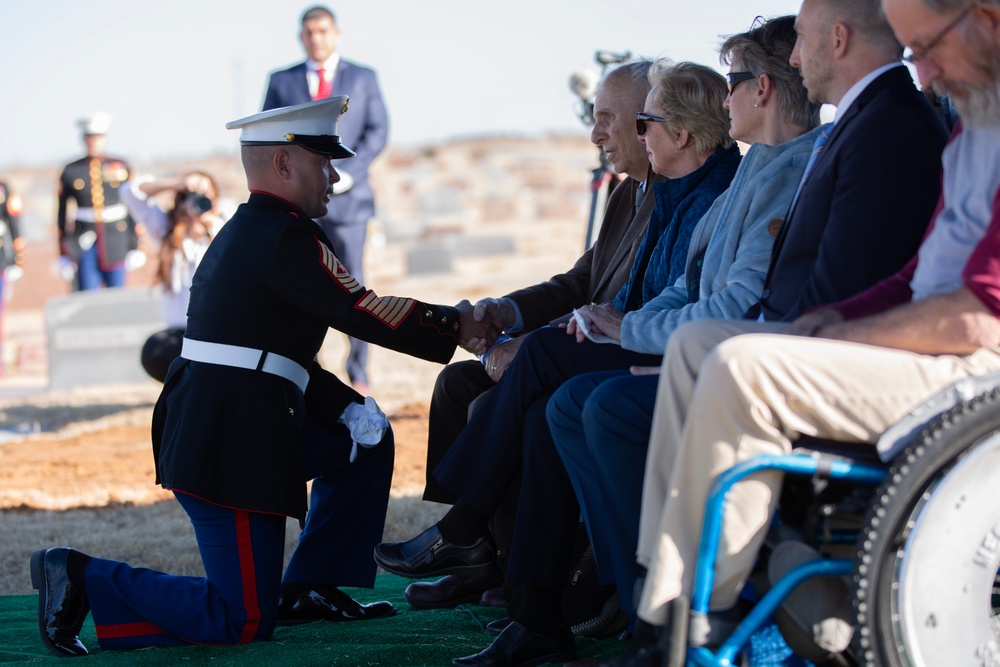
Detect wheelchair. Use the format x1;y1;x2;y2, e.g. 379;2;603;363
684;372;1000;666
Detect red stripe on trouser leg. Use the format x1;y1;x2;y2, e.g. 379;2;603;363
96;621;168;640
235;510;261;644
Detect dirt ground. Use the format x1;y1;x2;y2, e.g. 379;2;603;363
0;402;432;511
0;387;448;597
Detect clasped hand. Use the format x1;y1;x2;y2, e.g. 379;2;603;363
456;299;506;356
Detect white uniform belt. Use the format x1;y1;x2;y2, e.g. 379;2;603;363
181;338;309;392
75;203;129;223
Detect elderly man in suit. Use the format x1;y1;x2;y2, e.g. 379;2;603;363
263;5;388;393
407;60;662;610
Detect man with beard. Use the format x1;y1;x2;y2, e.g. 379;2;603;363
613;0;1000;663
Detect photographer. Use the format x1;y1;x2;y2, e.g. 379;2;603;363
120;171;225;381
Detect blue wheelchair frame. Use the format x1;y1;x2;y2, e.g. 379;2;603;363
684;454;887;666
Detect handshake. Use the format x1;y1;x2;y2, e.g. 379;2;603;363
455;297;515;357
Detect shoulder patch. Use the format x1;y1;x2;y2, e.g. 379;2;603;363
354;292;415;329
316;237;362;293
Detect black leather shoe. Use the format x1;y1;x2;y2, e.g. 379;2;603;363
478;586;506;608
374;524;498;579
567;621;663;667
30;547;90;658
404;573;505;609
486;617;513;636
276;585;396;626
452;621;575;667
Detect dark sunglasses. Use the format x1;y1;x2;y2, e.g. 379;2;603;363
727;71;756;93
636;112;667;136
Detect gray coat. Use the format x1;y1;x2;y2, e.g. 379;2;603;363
620;126;824;354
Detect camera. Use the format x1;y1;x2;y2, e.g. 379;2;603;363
594;50;632;66
182;192;213;215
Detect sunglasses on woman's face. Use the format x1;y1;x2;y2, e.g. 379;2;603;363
636;112;667;136
727;71;756;93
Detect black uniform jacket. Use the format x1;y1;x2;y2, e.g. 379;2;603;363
57;155;136;265
0;182;21;271
152;193;460;519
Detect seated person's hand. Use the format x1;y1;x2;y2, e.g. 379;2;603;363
472;297;516;330
483;336;523;382
567;302;624;344
629;365;661;376
786;307;844;337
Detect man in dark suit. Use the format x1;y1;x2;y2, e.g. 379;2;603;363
263;5;388;393
751;0;949;323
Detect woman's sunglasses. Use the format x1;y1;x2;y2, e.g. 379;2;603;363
636;112;667;136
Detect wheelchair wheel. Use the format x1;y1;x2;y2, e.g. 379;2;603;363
852;388;1000;666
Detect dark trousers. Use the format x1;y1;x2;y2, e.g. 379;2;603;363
433;326;661;588
83;416;394;649
322;221;369;385
76;245;125;291
86;492;286;649
548;370;657;618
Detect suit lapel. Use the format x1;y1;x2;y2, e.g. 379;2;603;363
590;173;660;300
292;63;311;103
332;61;354;94
762;66;905;291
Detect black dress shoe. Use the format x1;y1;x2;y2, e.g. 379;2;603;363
486;617;513;636
276;585;396;626
29;547;90;658
374;524;498;579
478;586;506;608
452;621;575;667
404;573;505;609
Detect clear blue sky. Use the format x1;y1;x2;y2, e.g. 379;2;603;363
0;0;805;169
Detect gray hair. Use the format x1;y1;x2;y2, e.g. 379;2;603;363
605;59;656;92
648;60;734;154
720;15;821;129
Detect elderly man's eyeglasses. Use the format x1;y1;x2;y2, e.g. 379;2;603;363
727;71;756;93
902;4;973;65
636;112;667;136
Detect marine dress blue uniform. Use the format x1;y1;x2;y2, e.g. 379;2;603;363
78;189;461;649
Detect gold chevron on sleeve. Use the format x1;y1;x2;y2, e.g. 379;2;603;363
316;238;362;293
354;291;415;329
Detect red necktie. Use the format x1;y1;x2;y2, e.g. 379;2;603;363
314;67;331;100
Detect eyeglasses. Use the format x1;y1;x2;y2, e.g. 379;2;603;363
727;71;756;93
636;112;667;136
902;4;973;65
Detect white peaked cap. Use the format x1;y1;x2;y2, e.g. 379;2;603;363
225;96;356;159
78;112;112;135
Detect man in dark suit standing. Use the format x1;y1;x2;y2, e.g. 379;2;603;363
263;5;389;393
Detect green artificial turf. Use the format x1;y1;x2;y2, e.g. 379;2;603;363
0;574;625;666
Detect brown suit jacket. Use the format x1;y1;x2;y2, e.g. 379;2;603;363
506;169;663;332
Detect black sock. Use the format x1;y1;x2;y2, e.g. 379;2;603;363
66;551;91;599
437;500;489;546
513;584;561;635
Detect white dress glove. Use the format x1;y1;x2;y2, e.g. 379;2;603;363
338;396;388;462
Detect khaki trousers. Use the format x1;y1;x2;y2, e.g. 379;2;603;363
635;318;1000;624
